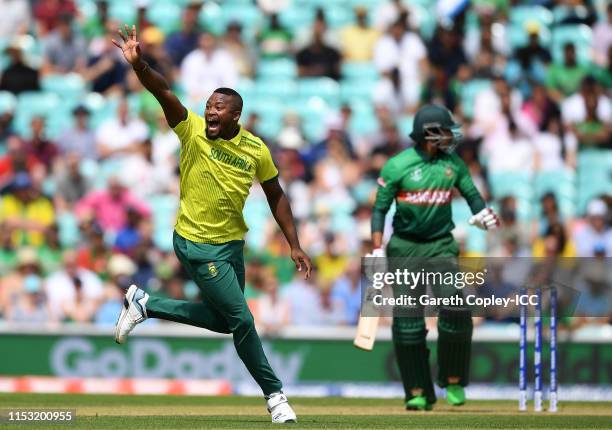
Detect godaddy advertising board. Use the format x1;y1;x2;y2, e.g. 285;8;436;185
0;329;610;385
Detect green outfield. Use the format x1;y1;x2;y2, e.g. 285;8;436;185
1;393;611;429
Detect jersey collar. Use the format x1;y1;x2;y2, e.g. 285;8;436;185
228;125;243;146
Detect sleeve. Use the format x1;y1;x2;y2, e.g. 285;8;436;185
171;109;202;146
371;160;401;232
454;156;486;215
256;144;279;183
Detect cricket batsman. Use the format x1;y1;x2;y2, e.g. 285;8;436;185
111;25;312;423
369;104;500;410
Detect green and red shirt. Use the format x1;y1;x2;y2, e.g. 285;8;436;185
372;147;485;240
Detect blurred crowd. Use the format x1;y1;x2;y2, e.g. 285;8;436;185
0;0;610;329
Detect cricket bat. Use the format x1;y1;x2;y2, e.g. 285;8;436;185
353;315;380;351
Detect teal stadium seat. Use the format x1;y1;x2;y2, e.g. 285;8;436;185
508;24;551;49
257;59;297;80
534;170;577;218
279;5;315;33
460;79;492;120
41;73;87;100
509;5;553;29
488;172;535;220
551;25;592;65
150;194;178;252
322;5;355;28
297;78;340;107
200;3;262;38
398;115;414;139
0;91;16;114
341;62;379;81
109;1;136;25
146;2;182;34
253;79;297;100
340;80;374;105
577;150;612;214
14;92;60;137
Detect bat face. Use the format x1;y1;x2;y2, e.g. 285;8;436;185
354;317;380;351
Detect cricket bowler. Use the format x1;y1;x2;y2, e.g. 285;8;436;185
369;104;500;410
111;25;312;423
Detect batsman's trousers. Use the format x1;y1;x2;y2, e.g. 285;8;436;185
387;233;473;404
145;231;282;395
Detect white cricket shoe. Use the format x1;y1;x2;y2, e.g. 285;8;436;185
267;392;297;423
114;284;149;344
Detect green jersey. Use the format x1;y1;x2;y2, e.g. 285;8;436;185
373;147;485;240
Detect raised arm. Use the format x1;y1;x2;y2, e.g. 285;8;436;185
112;24;186;127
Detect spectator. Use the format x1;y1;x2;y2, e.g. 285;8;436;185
464;12;509;63
75;176;151;233
0;41;40;94
222;21;256;78
420;63;458;111
373;0;409;32
574;199;612;256
38;223;63;275
532;222;576;257
180;32;238;104
0;173;54;248
330;258;362;325
25;117;59;168
340;7;380;63
294;8;339;51
595;45;612;89
114;208;143;254
83;31;127;94
0;136;40;187
561;76;611;127
53;152;90;210
258;13;293;59
546;43;588;102
41;14;86;74
82;0;109;39
139;27;174;83
0;247;42;319
568;92;612;150
532;117;576;171
45;249;104;322
592;3;612;67
164;2;202;68
33;0;76;35
521;84;561;132
373;14;427;111
5;271;49;323
314;233;349;289
249;267;290;334
0;0;30;38
296;18;341;80
58;105;97;160
151;111;180;190
427;26;467;79
96;98;148;160
76;221;110;275
514;23;551;76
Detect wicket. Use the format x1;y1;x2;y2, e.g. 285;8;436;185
519;287;558;412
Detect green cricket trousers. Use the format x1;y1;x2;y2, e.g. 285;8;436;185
145;231;282;395
387;233;472;404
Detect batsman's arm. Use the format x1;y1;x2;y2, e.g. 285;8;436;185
455;156;486;215
371;162;399;250
261;177;312;279
112;24;186;128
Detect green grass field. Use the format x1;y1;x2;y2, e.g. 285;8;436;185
1;393;611;429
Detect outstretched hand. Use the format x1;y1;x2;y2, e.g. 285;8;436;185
111;24;142;66
291;248;313;280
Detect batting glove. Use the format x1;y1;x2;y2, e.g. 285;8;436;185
468;207;501;230
364;248;387;281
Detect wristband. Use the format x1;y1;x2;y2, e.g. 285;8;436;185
133;62;149;73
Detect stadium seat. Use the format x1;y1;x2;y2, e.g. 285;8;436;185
340;80;374;105
146;2;182;35
551;25;593;65
576;150;612;214
109;1;136;25
253;79;297;100
460;79;492;120
41;74;87;100
509;5;553;29
0;91;16;114
508;24;552;49
257;59;297;80
341;63;379;81
297;78;340;107
150;194;178;252
397;115;415;139
278;5;315;33
322;5;355;28
534;170;577;218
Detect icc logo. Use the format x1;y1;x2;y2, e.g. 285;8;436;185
410;168;422;182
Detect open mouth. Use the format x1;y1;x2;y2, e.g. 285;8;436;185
207;118;220;134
